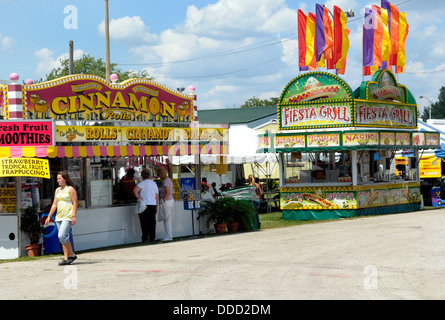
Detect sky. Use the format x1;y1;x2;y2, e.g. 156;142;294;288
0;0;444;115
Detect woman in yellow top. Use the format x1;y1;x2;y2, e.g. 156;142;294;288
45;171;78;266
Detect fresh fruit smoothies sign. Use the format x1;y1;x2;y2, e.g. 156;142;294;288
22;75;193;123
0;120;55;147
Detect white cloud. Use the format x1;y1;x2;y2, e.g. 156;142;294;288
280;38;298;67
207;85;239;96
34;48;84;75
182;0;294;38
0;35;14;52
324;0;359;12
97;16;157;45
259;91;279;100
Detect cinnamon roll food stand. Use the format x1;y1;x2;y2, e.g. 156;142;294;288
0;74;228;258
258;70;440;220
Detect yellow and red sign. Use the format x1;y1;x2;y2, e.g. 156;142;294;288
419;156;441;178
306;133;340;148
56;126;228;143
274;135;305;149
22;75;193;123
0;158;50;178
343;132;379;146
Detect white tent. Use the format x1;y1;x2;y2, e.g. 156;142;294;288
418;120;445;158
169;125;278;165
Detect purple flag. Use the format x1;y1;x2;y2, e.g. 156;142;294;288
363;7;375;67
315;4;326;62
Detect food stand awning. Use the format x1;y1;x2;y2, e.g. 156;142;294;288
418;120;445;158
0;144;228;158
257;130;441;153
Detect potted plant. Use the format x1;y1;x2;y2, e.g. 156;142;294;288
224;197;255;232
197;196;256;234
20;203;43;257
197;197;230;234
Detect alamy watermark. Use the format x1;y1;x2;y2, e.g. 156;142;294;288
363;265;378;290
64;5;78;30
63;265;78;290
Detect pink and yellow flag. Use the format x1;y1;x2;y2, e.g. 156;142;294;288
298;9;317;71
333;6;350;74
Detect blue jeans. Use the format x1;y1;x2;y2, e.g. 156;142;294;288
56;220;72;245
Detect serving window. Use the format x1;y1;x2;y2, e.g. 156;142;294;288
282;151;351;185
38;156;167;210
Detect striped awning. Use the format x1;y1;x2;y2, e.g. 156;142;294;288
0;144;228;158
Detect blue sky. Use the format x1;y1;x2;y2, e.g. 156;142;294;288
0;0;443;114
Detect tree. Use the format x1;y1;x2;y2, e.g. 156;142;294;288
241;96;279;108
421;87;445;121
38;54;152;83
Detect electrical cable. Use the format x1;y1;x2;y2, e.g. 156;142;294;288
118;0;414;79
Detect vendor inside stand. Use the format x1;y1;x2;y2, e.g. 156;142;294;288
283;149;417;187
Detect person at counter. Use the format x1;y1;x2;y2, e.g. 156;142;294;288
157;167;174;242
118;168;136;202
312;160;326;180
133;169;159;243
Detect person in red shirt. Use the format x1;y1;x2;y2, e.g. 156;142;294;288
119;168;137;202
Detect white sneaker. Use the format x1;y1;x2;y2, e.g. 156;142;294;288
161;238;172;241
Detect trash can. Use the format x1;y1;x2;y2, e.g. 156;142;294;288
39;212;74;254
221;186;261;230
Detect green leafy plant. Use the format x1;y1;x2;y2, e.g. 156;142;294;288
223;197;255;230
197;197;228;228
197;197;255;230
20;203;43;244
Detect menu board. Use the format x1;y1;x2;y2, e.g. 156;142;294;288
91;179;112;207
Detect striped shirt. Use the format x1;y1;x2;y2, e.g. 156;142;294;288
55;186;74;221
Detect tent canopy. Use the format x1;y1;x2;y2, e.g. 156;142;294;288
170;153;278;165
418;120;445;158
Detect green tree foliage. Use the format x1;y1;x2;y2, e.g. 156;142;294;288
241;96;279;108
421;87;445;121
38;54;151;83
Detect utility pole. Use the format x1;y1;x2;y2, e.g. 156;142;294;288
104;0;111;83
419;96;434;120
69;40;74;75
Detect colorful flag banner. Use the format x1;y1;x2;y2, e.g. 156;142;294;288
363;5;390;75
298;9;317;71
382;0;399;66
333;6;350;74
315;4;334;68
363;1;408;75
298;5;350;74
396;11;409;73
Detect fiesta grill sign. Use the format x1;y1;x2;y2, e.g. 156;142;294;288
278;71;418;130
